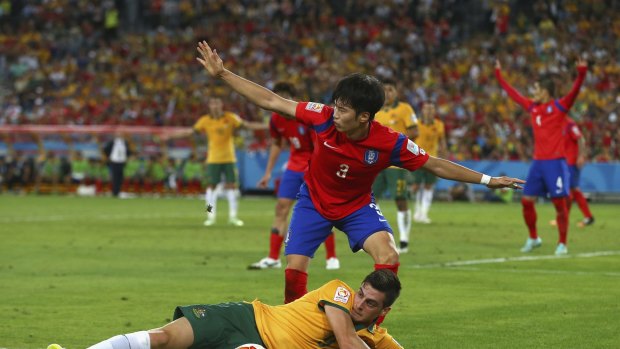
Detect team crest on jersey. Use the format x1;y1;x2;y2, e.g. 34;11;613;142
298;125;306;135
333;286;351;304
305;102;324;113
192;307;207;318
406;139;419;155
364;150;379;165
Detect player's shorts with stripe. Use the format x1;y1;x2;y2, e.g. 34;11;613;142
277;169;304;200
205;162;238;185
523;159;569;198
372;167;410;200
174;302;265;349
568;164;580;189
285;183;393;257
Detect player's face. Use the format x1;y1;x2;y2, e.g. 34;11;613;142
531;82;546;103
383;84;397;105
333;100;369;135
422;102;436;123
208;98;223;117
351;282;390;325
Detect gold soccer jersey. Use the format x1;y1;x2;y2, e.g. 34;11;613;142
415;118;445;157
374;101;418;134
252;280;404;348
193;112;243;163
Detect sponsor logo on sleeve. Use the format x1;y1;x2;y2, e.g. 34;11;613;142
192;307;207;318
407;139;419;155
305;102;324;113
333;286;351;304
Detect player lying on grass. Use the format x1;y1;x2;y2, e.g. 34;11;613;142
75;270;404;349
194;40;526;311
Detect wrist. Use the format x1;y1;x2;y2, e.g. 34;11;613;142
480;174;491;185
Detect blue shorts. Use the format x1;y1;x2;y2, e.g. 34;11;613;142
277;169;304;200
285;183;393;257
568;165;580;189
523;159;570;198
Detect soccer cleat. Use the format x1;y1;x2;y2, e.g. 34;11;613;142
248;257;281;270
577;216;595;228
415;216;431;224
325;257;340;270
203;217;216;226
228;217;244;226
520;237;542;253
47;344;64;349
555;243;568;255
398;241;409;254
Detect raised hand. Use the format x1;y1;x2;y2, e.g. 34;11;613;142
495;59;502;70
196;41;225;77
576;56;588;69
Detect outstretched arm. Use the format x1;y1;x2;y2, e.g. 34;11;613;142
324;306;371;349
422;156;525;189
558;57;588;110
196;41;298;119
495;60;533;110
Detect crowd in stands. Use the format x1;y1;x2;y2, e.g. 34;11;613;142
0;0;618;194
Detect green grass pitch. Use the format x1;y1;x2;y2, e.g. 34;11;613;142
1;195;619;348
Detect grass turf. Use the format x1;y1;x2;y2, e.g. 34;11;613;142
0;195;618;348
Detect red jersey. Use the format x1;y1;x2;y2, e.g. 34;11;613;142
564;118;582;165
295;102;429;220
496;66;587;160
270;112;314;172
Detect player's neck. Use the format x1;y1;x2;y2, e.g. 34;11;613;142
345;124;370;141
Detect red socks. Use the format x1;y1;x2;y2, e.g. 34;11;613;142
521;198;538;239
284;268;308;304
572;189;593;219
324;232;337;259
551;197;568;244
268;228;284;260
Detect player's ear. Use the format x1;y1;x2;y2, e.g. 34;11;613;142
357;111;371;123
379;306;391;318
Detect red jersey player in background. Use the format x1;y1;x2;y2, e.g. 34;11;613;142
495;57;588;255
249;82;340;271
197;41;524;313
550;118;595;228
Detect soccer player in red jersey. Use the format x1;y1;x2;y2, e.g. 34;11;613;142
552;118;594;228
249;82;340;271
197;41;524;307
495;57;588;255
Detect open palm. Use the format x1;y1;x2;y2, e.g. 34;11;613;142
196;40;225;77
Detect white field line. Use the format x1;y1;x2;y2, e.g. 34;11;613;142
0;213;199;223
426;266;620;277
409;250;620;269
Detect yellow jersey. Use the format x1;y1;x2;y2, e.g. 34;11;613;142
415;118;445;157
252;280;404;348
193;112;243;164
374;101;418;134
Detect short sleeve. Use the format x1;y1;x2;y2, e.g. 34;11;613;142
569;123;582;140
393;137;430;171
295;102;334;128
317;280;354;314
269;114;282;139
403;103;418;129
193;116;206;132
229;113;243;128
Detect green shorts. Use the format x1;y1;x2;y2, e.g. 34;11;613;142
205;163;238;185
372;168;410;200
411;168;437;185
174;302;265;349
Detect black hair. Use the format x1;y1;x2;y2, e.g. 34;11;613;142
362;269;401;308
381;77;397;87
331;73;384;121
539;74;557;97
273;82;296;97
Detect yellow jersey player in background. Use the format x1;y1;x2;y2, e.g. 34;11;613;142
170;96;267;226
80;270;405;349
411;101;447;224
372;78;418;253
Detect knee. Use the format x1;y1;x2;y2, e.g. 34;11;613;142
376;247;399;265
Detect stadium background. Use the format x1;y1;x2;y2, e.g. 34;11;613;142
0;1;619;348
